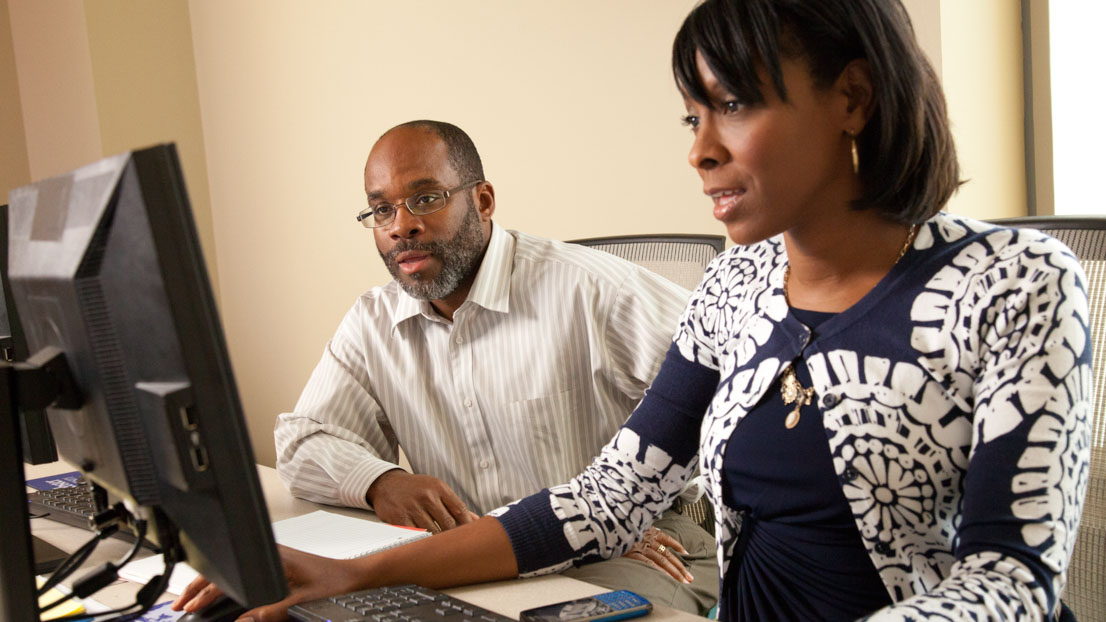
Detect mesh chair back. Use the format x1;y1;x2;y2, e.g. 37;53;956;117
568;234;725;291
569;234;725;535
992;216;1106;620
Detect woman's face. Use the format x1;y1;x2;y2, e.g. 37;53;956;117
682;52;856;246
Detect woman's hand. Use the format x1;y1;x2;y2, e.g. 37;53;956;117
621;526;694;583
173;545;367;621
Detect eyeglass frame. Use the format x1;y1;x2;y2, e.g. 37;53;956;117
356;179;485;228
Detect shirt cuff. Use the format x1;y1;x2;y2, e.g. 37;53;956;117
493;492;579;575
337;458;409;510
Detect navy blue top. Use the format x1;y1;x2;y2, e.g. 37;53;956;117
720;307;890;621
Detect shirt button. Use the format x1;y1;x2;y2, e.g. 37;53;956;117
821;393;839;408
479;460;490;469
455;336;463;344
464;399;473;408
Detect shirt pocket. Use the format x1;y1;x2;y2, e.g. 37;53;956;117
493;388;600;493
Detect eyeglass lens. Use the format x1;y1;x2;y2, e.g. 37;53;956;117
359;192;447;227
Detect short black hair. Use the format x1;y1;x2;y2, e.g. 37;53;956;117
389;120;485;185
673;0;960;223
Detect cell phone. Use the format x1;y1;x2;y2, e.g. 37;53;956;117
519;590;652;622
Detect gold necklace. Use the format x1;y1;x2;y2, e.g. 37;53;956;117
782;223;918;304
779;223;918;429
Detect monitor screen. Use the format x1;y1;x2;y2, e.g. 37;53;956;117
2;144;287;615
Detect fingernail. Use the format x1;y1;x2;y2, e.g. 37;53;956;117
239;617;255;622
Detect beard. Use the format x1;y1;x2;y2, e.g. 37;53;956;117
379;199;486;301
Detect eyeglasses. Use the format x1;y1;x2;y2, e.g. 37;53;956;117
356;180;484;228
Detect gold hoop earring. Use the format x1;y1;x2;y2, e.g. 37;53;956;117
851;137;859;174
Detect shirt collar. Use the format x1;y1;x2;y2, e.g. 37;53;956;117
390;222;513;330
465;222;513;314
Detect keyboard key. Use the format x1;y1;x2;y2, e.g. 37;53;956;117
288;585;512;622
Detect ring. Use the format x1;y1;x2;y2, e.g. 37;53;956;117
656;544;667;555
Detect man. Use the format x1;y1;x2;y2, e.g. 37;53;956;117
274;120;717;613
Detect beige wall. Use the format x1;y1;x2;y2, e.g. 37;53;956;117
902;0;941;79
3;0;217;289
82;2;219;295
7;1;102;183
939;1;1027;219
0;0;30;199
6;1;1033;467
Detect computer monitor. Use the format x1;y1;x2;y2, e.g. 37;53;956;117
1;144;287;619
1;202;63;621
0;204;57;465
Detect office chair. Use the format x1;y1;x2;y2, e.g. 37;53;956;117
568;233;726;536
567;234;725;292
991;216;1106;621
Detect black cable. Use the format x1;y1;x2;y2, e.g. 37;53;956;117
42;522;174;622
109;519;147;575
38;520;147;613
37;503;131;597
45;560;175;622
117;562;174;622
36;529;104;596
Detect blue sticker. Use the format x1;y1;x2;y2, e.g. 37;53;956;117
25;471;83;491
131;601;187;622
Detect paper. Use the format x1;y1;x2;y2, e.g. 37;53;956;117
37;577;85;620
117;556;198;596
272;510;430;560
119;511;429;594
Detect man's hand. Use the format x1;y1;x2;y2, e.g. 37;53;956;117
367;470;478;532
172;545;363;622
622;526;694;583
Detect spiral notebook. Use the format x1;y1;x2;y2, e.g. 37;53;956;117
271;510;430;559
119;510;429;594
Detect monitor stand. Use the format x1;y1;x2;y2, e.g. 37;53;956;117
1;348;82;620
1;361;44;620
33;534;68;575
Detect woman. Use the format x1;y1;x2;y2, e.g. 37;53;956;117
177;0;1091;619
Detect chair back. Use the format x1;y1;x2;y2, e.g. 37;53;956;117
992;216;1106;620
568;233;726;535
567;234;725;291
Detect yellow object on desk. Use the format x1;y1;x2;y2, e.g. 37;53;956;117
36;577;86;620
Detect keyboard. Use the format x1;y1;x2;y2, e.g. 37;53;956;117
26;482;157;550
288;584;514;622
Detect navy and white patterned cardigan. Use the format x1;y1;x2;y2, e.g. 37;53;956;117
494;213;1092;620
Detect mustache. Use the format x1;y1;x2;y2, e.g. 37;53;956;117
384;240;444;262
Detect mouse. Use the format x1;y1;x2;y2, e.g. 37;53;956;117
177;595;249;622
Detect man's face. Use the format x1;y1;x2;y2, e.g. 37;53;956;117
365;128;488;301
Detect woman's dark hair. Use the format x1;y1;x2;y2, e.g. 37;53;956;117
673;0;960;223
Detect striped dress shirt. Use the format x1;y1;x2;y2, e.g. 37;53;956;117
274;223;692;515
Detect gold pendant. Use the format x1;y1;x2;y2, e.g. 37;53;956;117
780;364;814;429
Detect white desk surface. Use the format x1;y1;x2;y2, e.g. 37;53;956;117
25;461;703;620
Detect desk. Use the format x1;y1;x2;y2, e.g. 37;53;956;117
25;461;703;620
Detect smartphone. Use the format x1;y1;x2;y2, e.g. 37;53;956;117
519;590;652;622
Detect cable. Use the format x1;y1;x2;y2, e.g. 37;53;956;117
42;521;175;622
45;560;174;622
36;527;108;596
